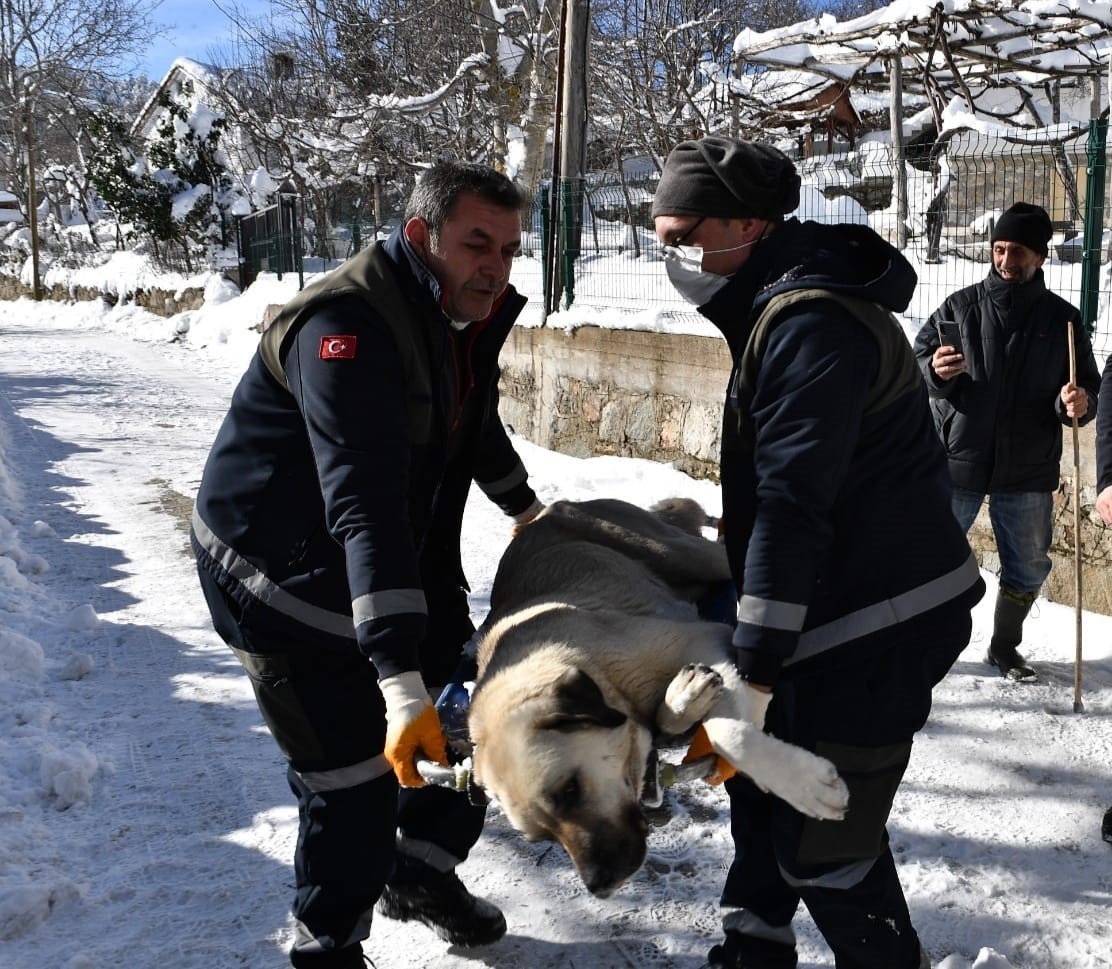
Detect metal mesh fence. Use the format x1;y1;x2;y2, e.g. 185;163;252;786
530;123;1112;355
519;124;1112;616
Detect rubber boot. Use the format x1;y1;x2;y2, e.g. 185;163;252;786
986;588;1037;681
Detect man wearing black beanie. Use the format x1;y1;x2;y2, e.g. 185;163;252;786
914;202;1100;683
654;135;984;969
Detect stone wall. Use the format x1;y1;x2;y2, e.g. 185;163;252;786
499;324;1112;615
499;325;731;480
0;274;206;316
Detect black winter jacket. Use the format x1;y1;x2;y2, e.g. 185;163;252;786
1098;355;1112;493
191;230;536;681
913;268;1099;494
698;219;983;687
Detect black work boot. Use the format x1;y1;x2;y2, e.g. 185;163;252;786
377;857;506;947
986;588;1038;681
699;930;798;969
1102;806;1112;845
289;947;370;969
289;923;373;968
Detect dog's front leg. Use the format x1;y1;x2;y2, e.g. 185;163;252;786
656;663;723;735
703;664;849;821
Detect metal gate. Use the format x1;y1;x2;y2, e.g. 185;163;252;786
235;193;304;289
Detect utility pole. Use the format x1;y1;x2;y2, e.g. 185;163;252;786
558;0;588;193
24;92;41;300
889;56;908;251
551;0;589;311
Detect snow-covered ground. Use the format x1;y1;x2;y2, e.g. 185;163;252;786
1;275;1111;969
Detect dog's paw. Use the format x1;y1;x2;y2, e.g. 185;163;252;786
657;663;724;734
759;742;849;821
706;723;849;821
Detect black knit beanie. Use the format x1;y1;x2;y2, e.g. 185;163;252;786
651;136;801;221
991;202;1053;257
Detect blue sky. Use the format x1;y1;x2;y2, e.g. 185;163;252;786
141;0;272;79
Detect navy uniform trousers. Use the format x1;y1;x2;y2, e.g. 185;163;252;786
720;609;971;969
197;568;485;953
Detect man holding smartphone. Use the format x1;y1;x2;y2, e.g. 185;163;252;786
913;201;1100;681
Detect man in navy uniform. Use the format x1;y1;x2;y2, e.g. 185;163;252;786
192;161;542;968
653;135;983;969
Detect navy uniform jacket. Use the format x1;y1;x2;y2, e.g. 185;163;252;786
697;219;984;687
913;269;1099;494
191;229;536;682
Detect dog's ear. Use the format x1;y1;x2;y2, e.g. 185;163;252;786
536;668;627;732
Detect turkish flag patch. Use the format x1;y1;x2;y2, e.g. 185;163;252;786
319;335;357;360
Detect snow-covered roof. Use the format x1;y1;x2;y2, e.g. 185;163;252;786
735;1;1112;96
131;57;227;141
744;68;840;104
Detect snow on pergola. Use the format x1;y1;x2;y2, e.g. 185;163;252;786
734;0;1112;131
727;0;1112;252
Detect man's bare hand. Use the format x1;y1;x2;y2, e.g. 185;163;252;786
932;345;966;381
1096;485;1112;525
1061;383;1088;421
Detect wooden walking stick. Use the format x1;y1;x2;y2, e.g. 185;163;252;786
1068;321;1084;713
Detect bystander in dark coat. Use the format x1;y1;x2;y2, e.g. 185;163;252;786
913;202;1099;681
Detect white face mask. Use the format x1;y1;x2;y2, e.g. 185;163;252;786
661;236;762;306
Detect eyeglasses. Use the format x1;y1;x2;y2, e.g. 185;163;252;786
671;217;705;247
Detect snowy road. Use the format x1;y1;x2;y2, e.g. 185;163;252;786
3;306;1112;969
0;323;285;966
0;316;736;968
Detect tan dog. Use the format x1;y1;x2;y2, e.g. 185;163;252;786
467;498;849;897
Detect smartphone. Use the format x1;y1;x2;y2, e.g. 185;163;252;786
934;320;963;356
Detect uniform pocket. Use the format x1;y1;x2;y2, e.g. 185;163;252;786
796;739;912;866
229;647;327;764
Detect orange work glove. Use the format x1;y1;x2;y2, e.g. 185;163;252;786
682;724;737;787
379;672;449;788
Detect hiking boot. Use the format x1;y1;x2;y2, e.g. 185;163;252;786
377;862;506;947
986;644;1037;682
699;930;797;969
1102;806;1112;845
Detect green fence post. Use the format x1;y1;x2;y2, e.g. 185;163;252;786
275;207;285;283
539;185;551;314
1080;115;1108;337
560;177;580;309
234;213;245;286
293;197;304;291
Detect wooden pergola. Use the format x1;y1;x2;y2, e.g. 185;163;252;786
732;0;1112;252
731;6;1110;566
734;0;1112;132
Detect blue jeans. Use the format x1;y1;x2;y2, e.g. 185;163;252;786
950;487;1052;595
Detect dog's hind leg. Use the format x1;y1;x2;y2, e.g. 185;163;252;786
655;663;723;735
